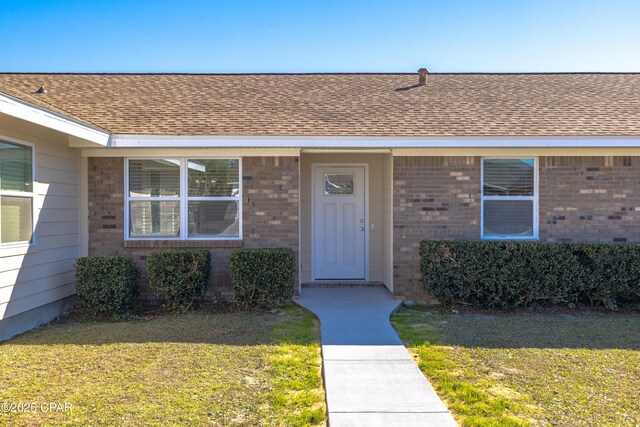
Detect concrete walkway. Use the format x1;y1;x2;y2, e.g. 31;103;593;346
297;287;458;427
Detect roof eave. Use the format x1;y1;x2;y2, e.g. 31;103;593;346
0;92;111;146
110;134;640;149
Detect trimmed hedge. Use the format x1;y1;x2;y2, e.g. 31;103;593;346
147;249;211;311
421;240;640;309
75;256;138;315
230;248;296;309
571;243;640;309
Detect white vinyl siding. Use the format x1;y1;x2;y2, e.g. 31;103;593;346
125;158;241;240
0;125;81;321
481;157;538;239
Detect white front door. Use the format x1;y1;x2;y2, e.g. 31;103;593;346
313;166;366;280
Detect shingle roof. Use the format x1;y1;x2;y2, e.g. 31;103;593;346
0;80;106;130
0;73;639;136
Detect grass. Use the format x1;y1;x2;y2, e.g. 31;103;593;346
0;303;325;426
392;306;640;427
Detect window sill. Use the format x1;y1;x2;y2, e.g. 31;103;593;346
481;236;538;240
123;240;243;249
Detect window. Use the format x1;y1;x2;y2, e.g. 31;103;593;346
126;158;240;240
0;139;34;245
324;174;354;195
481;158;537;239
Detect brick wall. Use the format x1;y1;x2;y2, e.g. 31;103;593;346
88;156;299;302
90;154;640;304
539;156;640;242
392;155;640;303
393;157;481;302
242;157;300;249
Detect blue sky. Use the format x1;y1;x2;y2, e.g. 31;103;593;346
1;0;639;73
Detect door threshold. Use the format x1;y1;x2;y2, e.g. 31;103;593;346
302;281;385;288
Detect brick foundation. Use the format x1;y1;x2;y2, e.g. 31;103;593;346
88;156;299;302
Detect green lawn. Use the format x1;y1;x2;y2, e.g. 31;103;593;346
0;304;325;426
392;306;640;427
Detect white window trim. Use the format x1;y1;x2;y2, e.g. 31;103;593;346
0;136;36;253
480;157;538;240
124;157;242;241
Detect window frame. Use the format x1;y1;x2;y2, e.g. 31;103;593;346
0;136;36;250
124;157;242;241
480;157;538;240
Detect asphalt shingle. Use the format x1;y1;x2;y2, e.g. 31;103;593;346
0;73;638;136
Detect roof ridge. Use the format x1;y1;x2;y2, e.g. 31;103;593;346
0;71;639;76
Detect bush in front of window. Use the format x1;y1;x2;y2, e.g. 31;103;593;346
75;256;138;316
421;240;640;309
147;249;211;311
230;248;296;310
421;241;581;309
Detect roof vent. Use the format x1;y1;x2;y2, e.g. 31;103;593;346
34;86;47;94
418;68;429;85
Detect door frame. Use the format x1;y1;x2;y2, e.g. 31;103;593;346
311;163;369;281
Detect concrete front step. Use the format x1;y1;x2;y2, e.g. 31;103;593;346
301;281;386;288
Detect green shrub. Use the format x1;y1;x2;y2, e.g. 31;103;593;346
230;248;296;309
421;240;640;309
147;249;211;311
420;241;581;308
570;244;640;309
75;256;138;315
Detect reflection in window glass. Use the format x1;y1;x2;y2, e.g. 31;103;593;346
1;140;33;245
483;200;533;237
188;200;239;237
481;158;536;239
128;159;180;197
188;159;239;197
324;174;354;195
129;201;180;237
0;141;32;193
1;196;32;243
126;158;241;239
483;158;534;196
